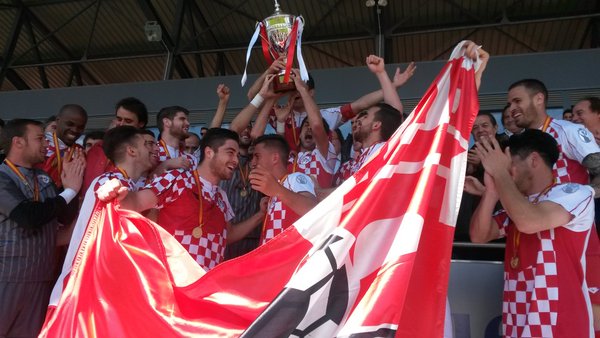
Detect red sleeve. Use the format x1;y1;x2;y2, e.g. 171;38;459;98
83;143;109;194
340;103;354;121
35;154;61;188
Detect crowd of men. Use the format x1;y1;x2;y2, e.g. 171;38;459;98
1;40;600;337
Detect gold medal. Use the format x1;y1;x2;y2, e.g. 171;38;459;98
510;256;519;269
192;225;203;239
240;189;248;197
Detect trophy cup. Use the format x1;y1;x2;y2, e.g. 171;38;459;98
241;0;309;92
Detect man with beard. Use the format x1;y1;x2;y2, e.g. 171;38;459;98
50;126;160;309
98;128;266;271
246;56;416;152
155;105;197;171
469;130;595;337
82;97;149;193
37;104;87;188
507;79;600;333
249;134;317;245
0;119;84;337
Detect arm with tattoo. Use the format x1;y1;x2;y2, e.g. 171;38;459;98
582;153;600;196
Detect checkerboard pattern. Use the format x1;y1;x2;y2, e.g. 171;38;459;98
261;198;287;245
93;171;135;192
157;143;198;167
502;231;558;337
173;229;227;271
546;126;570;183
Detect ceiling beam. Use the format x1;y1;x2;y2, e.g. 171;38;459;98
0;5;25;88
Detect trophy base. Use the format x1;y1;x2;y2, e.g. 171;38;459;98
273;73;296;93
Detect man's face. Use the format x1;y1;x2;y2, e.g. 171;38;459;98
502;109;522;134
250;143;273;170
114;107;144;128
572;100;598;130
84;138;102;153
56;111;87;146
23;124;48;165
507;86;542;129
166;112;190;140
352;107;378;143
208;139;239;180
563;112;573;122
509;154;534;195
240;126;252;147
136;134;159;170
184;135;200;154
299;120;316;151
471;115;497;141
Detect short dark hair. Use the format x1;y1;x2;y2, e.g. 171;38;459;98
58;104;88;119
373;103;403;141
563;109;572;116
579;96;600;114
157;106;189;132
508;129;559;168
44;115;57;127
187;132;201;143
139;129;156;139
115;97;148;128
0;119;43;155
477;111;497;127
253;134;290;162
508;79;548;105
83;131;105;145
199;128;239;163
103;126;145;163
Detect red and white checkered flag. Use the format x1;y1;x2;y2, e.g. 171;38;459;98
41;41;479;337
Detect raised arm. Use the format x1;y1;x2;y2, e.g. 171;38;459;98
347;60;416;119
209;84;230;128
291;69;329;157
246;56;287;100
231;74;280;136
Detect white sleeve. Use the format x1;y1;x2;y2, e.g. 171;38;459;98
562;124;600;163
546;183;594;232
219;188;235;222
319;107;343;130
314;142;340;173
286;173;316;197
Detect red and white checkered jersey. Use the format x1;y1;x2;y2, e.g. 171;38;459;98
93;170;138;193
268;105;350;151
260;172;316;245
146;169;234;270
493;183;594;337
289;142;339;188
544;119;599;184
337;142;384;183
157;141;198;169
37;132;84;188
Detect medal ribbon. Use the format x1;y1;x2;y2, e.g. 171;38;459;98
159;140;171;159
192;170;204;231
52;132;74;177
541;116;552;132
260;174;289;241
4;159;39;201
239;161;250;191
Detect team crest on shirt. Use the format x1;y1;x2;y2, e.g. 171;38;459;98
562;183;580;194
298;154;311;165
296;175;308;185
578;128;592;143
39;175;50;184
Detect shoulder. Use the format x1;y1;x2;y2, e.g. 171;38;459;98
550;183;594;199
288;172;312;185
552;120;595;144
319;106;342;114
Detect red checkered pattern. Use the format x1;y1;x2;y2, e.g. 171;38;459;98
544;127;570;183
157;142;198;168
339;142;384;182
502;231;558;337
147;170;233;270
173;229;228;270
93;171;136;193
261;198;286;245
290;142;338;188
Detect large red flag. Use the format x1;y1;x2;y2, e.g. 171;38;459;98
41;41;479;337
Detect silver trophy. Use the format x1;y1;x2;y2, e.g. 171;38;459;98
241;1;308;91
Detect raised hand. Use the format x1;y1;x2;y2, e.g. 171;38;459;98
216;84;230;101
392;62;416;87
61;148;85;193
249;165;281;197
464;176;485;196
474;137;511;179
267;56;287;75
366;55;385;74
